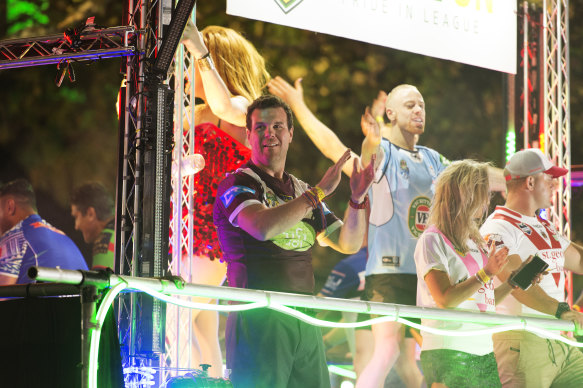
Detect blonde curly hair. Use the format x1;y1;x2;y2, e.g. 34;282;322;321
202;25;270;102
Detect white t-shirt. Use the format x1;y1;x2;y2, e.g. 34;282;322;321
480;206;570;317
415;225;496;355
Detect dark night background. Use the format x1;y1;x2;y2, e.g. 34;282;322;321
0;0;581;293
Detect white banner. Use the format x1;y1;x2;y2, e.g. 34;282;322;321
227;0;516;74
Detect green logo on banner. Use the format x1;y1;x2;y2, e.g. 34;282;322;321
274;0;304;13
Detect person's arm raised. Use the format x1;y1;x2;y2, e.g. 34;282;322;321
360;107;382;170
268;77;357;177
182;21;249;130
237;150;352;241
321;155;375;254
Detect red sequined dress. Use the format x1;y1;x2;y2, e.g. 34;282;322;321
178;122;251;261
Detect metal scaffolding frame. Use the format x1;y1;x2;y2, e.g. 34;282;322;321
543;0;572;303
0;26;135;70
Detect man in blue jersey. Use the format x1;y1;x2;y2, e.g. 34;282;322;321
358;84;504;387
0;179;88;285
356;84;444;387
213;95;374;388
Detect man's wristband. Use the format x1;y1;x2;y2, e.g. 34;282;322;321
312;186;326;202
349;194;369;210
555;302;571;319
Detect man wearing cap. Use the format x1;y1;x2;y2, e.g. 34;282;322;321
481;148;583;387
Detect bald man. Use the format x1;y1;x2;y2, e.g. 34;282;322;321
356;84;448;387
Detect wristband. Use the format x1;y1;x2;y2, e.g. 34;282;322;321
555;302;571;319
475;268;490;285
574;304;581;312
312;186;326;202
197;53;215;72
375;115;384;124
349;194;369;210
302;189;319;210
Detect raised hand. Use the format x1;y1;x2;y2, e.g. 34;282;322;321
349;154;375;203
182;20;207;58
361;106;382;147
484;242;510;277
370;91;388;120
316;149;351;197
267;76;305;110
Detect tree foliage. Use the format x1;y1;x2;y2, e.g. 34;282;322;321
0;0;581;282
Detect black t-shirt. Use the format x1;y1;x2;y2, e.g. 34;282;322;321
213;162;341;294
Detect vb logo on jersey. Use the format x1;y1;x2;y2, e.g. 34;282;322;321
274;0;303;13
408;196;431;237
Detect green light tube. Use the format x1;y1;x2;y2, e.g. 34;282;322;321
28;266;582;387
89;281;128;388
328;365;356;380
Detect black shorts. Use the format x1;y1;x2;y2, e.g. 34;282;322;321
356;273;420;338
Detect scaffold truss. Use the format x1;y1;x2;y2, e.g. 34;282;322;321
0;26;136;70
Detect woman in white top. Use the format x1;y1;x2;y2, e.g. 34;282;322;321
414;160;512;388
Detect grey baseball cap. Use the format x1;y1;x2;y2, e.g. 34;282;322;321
504;148;568;181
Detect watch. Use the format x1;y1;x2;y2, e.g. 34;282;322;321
555;302;571;319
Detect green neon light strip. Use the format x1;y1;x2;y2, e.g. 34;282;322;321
134;283;583;347
28;267;579;386
328;365;356;380
89;282;128;388
138;285;269;311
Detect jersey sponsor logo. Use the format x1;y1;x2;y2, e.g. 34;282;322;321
30;221;65;236
516;222;532;235
382;256;400;266
408;196;431;237
399;159;409;180
265;190;280;207
484;233;506;250
220;186;256;207
323;274;343;293
271;221;316;251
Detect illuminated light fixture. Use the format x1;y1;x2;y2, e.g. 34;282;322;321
505;129;516;162
179;153;205;176
152;0;197;77
340;380;356;388
328;365;356;380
